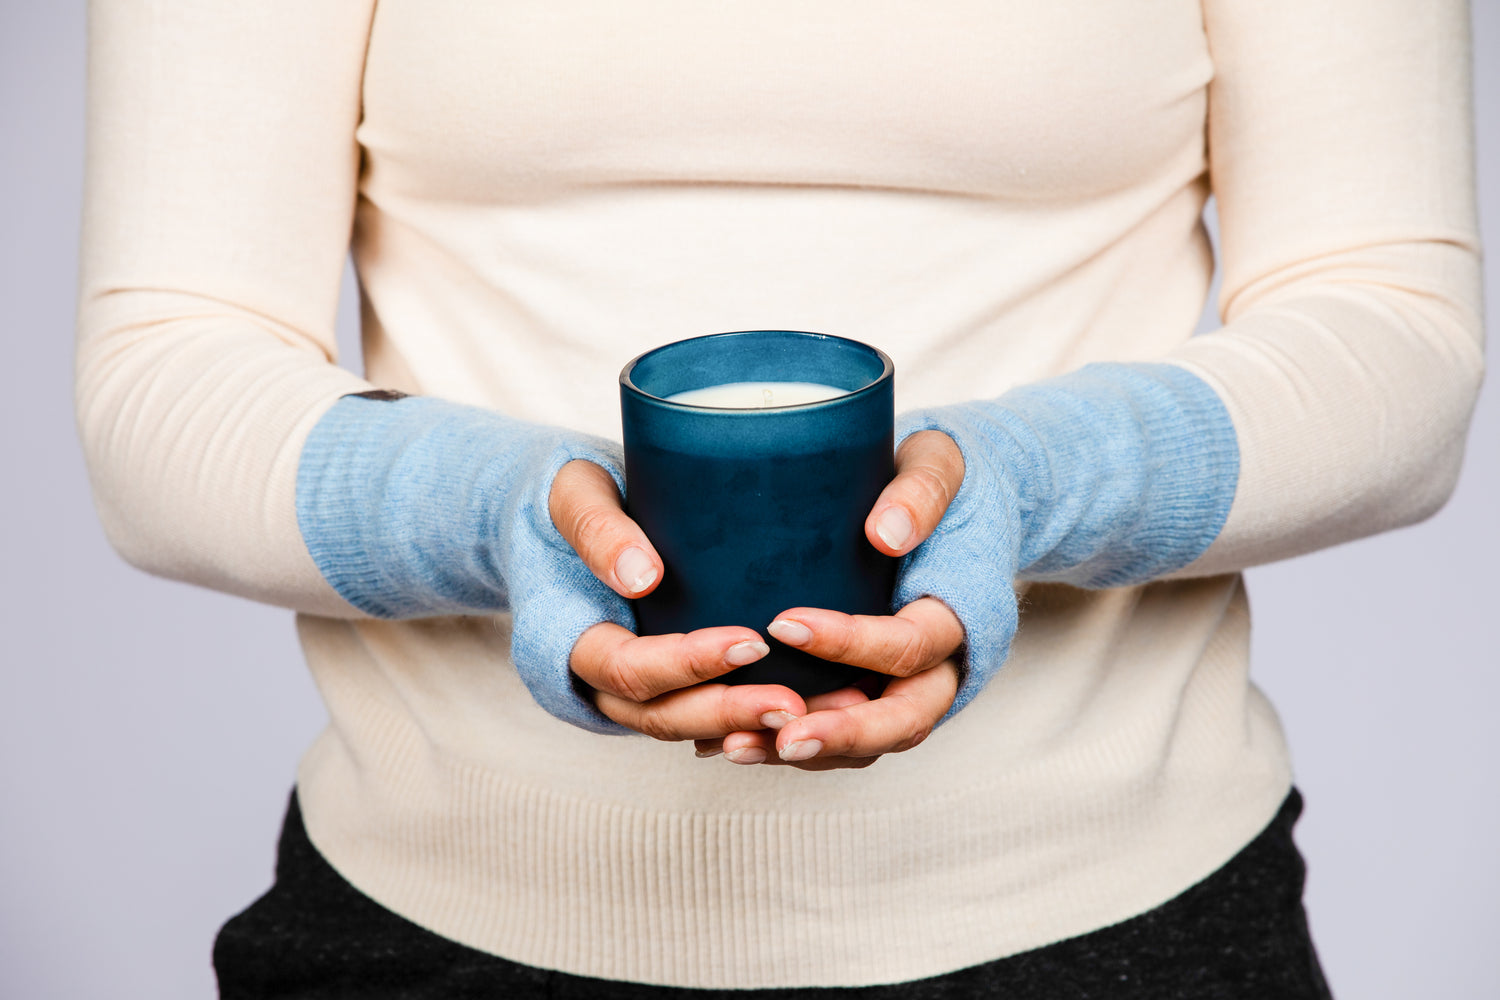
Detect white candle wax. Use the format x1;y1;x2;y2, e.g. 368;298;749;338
665;381;847;409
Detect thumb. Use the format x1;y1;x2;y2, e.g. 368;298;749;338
865;430;965;557
549;459;664;598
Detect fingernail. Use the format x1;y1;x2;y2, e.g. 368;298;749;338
725;640;770;666
759;710;795;730
779;739;823;762
725;747;768;765
695;742;724;758
875;506;914;551
615;547;658;595
767;619;813;646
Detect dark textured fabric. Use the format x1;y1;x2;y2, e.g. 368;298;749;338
214;790;1332;999
348;388;412;402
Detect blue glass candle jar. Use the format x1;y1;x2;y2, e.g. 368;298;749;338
619;330;896;695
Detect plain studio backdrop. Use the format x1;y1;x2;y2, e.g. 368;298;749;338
3;5;1496;998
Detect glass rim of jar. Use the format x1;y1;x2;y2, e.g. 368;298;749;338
619;330;894;413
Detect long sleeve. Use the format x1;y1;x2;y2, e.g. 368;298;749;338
75;1;377;615
75;1;637;731
1171;0;1483;573
891;0;1482;719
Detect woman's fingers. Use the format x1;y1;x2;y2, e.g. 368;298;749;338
766;598;965;679
698;686;871;762
706;665;956;770
597;680;808;743
865;430;965;556
708;598;961;767
549;459;663;598
572;621;776;704
774;661;959;763
573;621;805;740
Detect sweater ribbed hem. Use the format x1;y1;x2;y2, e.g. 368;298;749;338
291;575;1292;990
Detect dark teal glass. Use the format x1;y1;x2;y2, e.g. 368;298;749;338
620;331;896;695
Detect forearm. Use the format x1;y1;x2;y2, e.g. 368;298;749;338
1172;240;1484;576
899;242;1482;715
1178;0;1484;572
76;0;377;614
75;0;629;733
75;292;370;617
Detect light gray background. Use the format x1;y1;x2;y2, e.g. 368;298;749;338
2;4;1496;997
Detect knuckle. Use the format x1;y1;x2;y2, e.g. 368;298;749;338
601;649;654;704
825;619;862;663
892;725;931;754
568;502;623;554
905;465;956;515
824;706;863;754
716;694;750;734
634;702;679;742
887;627;934;677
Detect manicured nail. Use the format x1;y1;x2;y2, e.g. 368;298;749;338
615;547;658;595
725;747;768;765
875;506;914;551
695;741;724;758
759;710;795;730
767;619;813;646
725;641;770;666
779;739;823;762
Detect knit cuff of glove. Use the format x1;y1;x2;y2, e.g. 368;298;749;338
1000;363;1240;586
296;392;634;735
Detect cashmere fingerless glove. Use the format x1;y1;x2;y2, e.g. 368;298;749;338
295;391;633;734
895;363;1240;720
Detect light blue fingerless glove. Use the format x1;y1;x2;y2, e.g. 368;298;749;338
295;391;633;734
895;363;1240;721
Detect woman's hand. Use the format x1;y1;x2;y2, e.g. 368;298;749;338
694;430;968;770
551;459;810;739
552;430;967;766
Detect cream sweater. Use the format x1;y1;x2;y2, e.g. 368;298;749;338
76;0;1482;988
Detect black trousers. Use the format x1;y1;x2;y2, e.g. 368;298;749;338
215;789;1332;999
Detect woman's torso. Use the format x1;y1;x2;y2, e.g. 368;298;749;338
295;1;1293;987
